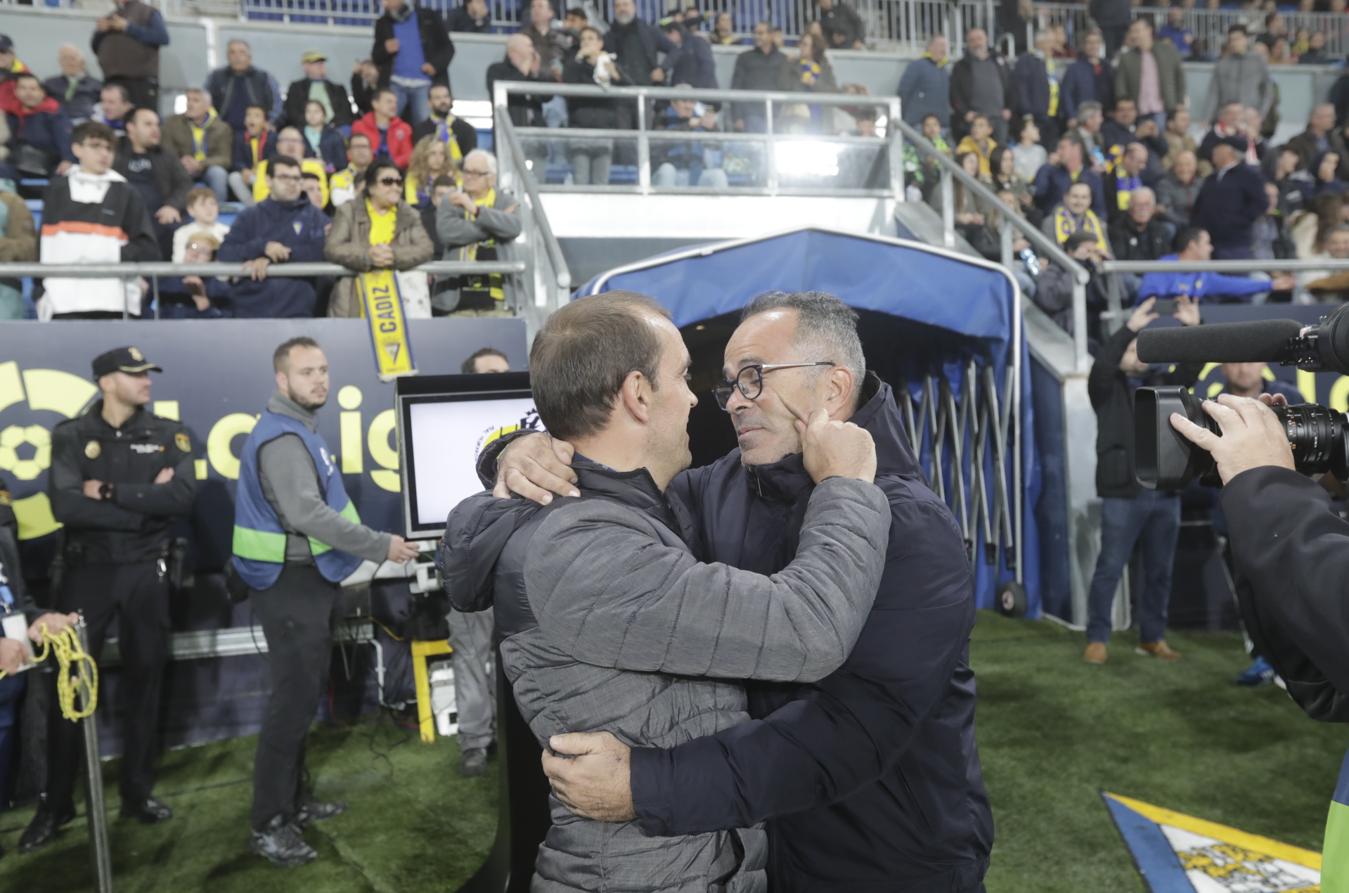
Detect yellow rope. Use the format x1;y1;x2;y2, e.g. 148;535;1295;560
0;623;98;721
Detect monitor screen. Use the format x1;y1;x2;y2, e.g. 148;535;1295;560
397;373;540;539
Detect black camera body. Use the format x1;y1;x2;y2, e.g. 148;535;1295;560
1135;386;1349;490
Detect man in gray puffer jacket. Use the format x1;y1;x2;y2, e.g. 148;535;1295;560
438;291;892;892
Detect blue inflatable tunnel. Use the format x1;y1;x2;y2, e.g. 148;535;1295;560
577;226;1042;616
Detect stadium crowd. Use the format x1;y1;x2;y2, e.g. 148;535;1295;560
0;0;887;320
891;11;1349;352
4;0;1349;324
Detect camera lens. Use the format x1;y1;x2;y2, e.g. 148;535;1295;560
1275;404;1349;479
1137;387;1349;489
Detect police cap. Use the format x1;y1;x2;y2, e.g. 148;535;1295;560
91;346;163;379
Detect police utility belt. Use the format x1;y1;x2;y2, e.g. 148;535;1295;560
58;536;193;591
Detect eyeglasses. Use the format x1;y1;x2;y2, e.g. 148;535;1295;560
712;362;834;411
271;173;302;182
462;168;490;177
378;176;403;186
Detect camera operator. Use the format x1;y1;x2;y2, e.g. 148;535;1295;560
1171;395;1349;715
1170;393;1349;876
1082;294;1202;665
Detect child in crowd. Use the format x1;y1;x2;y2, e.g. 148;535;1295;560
303;100;348;173
956;114;998;179
159;234;231;318
1011;118;1047;183
171;187;231;263
228;104;273;205
302;171;328;212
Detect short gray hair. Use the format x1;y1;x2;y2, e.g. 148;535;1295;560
741;291;867;406
464;148;497;177
1077;100;1103;120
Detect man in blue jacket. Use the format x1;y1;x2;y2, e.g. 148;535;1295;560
1061;30;1113;126
1192;136;1267;260
217;156;328;318
1013;30;1063;147
1137;227;1294;304
488;292;993;891
897;34;950;128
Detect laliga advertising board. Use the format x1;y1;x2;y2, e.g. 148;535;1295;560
0;318;529;558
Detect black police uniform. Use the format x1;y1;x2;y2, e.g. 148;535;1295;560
30;347;196;835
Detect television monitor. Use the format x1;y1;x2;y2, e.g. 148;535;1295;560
396;371;539;539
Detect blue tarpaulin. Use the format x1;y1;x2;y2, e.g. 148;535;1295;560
578;226;1042;616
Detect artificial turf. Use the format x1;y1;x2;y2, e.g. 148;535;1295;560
0;613;1344;892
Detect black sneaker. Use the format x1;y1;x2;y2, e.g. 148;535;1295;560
120;794;173;824
295;799;346;827
18;799;77;853
459;747;488;777
249;816;317;867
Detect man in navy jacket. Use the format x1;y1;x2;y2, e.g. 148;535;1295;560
1061;30;1113;125
487;292;993;891
217;156;328;317
1192;136;1267;260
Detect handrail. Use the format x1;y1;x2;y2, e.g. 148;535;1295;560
1101;259;1349;274
513;125;886;146
492;87;573;297
1096;258;1349;334
0;260;525;277
497;81;897;109
893;119;1092;372
498;80;904;201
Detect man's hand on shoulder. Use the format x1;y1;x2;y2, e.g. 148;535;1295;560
494;433;579;504
542;731;635;822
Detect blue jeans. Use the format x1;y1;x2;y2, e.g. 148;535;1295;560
199;165;228;202
391;82;431;126
1086;490;1181;644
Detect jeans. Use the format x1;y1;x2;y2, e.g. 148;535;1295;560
228;170;257;206
199;165;229;202
569;142;612;185
392;82;431;126
652;163;730;190
1085;490;1181;644
448;608;496;751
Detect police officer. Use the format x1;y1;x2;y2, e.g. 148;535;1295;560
232;336;418;867
20;347;197;852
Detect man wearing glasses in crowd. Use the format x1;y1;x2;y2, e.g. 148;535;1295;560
485;291;993;891
435;149;521;316
217;155;330;318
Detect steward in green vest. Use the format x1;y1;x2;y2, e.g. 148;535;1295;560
231;336;419;868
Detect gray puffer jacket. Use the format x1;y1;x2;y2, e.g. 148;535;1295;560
438;458;891;892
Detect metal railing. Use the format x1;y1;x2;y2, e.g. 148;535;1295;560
893;118;1092;371
492;92;574;325
1098;256;1349;333
495;81;902;199
0;259;526;319
234;0;998;51
1032;2;1349;58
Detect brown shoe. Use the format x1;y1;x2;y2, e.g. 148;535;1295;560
1082;642;1108;664
1137;640;1181;661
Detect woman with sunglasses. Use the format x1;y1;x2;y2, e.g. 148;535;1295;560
323;159;434;318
